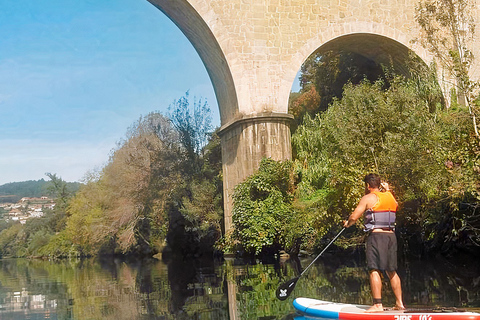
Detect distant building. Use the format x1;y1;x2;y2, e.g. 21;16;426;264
3;198;55;222
20;197;52;203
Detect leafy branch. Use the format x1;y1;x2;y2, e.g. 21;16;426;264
414;0;480;137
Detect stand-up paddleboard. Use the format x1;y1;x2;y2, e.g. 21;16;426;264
293;298;480;320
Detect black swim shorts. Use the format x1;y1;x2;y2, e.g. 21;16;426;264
366;232;397;271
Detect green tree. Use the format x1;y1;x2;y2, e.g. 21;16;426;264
292;74;480;253
292;78;437;231
64;112;182;256
289;50;387;129
227;158;314;255
0;223;25;258
63;177;110;256
45;173;75;211
163;94;224;256
414;0;479;136
168;91;213;174
178;132;224;250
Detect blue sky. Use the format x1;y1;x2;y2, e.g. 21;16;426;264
0;0;219;185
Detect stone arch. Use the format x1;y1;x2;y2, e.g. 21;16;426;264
283;25;433;105
147;0;239;124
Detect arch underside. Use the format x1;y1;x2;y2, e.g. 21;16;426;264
315;33;417;76
147;0;238;124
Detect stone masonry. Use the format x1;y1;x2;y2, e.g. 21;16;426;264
147;0;480;233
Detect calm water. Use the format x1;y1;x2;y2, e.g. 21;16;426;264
0;252;479;320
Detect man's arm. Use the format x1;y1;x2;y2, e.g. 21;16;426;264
343;194;374;228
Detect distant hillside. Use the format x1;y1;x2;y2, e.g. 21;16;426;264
0;179;81;203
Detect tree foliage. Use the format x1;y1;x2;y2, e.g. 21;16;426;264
292;74;480;254
414;0;480;136
168;91;213;174
289;50;387;130
60;93;222;258
0;173;83;258
64;112;182;256
226;158;315;255
45;173;77;213
178;132;223;245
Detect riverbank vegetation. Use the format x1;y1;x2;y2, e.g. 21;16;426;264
2;57;478;260
0;93;224;259
223;62;480;259
0;0;479;261
225;0;480;258
1;59;479;260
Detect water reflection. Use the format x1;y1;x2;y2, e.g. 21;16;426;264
0;254;478;319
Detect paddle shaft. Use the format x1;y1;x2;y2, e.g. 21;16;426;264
298;227;345;277
275;227;345;300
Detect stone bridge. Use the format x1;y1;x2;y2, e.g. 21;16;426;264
147;0;480;233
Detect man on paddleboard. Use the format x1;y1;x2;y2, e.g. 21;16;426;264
343;173;405;312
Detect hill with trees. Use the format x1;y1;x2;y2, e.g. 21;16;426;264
0;179;49;203
0;179;81;204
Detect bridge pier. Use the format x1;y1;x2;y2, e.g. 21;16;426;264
218;113;294;233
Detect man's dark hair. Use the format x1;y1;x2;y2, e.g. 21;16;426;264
364;173;381;188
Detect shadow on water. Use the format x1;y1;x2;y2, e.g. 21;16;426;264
0;252;478;319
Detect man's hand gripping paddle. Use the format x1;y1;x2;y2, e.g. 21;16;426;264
275;228;345;300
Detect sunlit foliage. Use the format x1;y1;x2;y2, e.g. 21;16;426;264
292;74;480;253
0;174;80;258
289;50;386;130
62;113;181;256
225;158;316;255
414;0;480;137
61;93;222;258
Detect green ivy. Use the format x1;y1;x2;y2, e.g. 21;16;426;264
226;158;314;255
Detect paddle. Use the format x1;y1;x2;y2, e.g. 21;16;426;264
275;228;345;300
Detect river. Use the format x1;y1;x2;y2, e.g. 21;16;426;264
0;251;479;319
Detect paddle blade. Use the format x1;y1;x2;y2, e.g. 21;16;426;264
276;277;299;301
